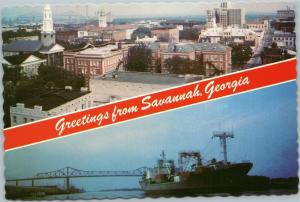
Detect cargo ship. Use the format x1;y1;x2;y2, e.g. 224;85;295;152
139;131;253;195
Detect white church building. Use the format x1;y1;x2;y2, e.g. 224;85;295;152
3;4;65;76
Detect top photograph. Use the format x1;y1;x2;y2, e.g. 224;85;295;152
1;1;296;128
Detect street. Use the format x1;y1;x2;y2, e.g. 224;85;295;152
247;28;273;68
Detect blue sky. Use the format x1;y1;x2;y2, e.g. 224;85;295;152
5;81;298;180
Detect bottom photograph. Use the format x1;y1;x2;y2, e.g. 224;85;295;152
4;81;298;200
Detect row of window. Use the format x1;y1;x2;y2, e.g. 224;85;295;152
248;25;265;29
162;54;225;62
12;116;34;124
273;37;295;41
204;54;224;61
80;68;100;75
65;58;74;64
66;57;123;66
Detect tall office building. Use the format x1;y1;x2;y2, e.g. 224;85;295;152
220;10;228;28
206;10;216;28
228;8;245;27
220;1;231;9
207;1;245;28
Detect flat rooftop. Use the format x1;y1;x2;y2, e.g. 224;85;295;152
90;71;188;103
96;71;186;85
22;90;90;111
79;45;119;55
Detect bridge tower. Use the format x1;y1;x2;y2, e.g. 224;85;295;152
66;177;70;192
65;167;71;192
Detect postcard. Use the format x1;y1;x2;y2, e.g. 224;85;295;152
1;0;297;200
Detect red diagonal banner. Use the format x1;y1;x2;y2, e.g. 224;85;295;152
4;58;297;151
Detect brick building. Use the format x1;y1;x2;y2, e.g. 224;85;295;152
77;24;137;42
151;27;179;42
272;7;295;32
56;30;78;42
148;42;232;76
63;43;132;76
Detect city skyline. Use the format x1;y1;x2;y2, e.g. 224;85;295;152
2;1;295;20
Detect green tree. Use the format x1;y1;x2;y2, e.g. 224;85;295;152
229;43;253;68
2;29;40;43
192;55;206;75
38;65;85;89
3;65;24;82
271;42;278;49
3;64;22;127
261;46;294;64
165;56;189;74
179;28;199;41
57;40;88;51
131;26;151;40
125;44;152;72
165;56;206;75
154;59;162;73
2;64;86;128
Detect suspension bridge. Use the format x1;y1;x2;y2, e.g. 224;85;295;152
6;166;149;191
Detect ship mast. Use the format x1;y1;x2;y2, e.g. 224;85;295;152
213;131;234;164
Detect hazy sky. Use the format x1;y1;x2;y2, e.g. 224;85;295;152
5;81;298;183
1;0;296;18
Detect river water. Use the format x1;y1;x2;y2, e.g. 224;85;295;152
35;189;298;200
21;176;298;200
42;190;145;200
32;177;145;200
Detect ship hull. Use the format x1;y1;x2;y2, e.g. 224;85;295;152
140;162;253;195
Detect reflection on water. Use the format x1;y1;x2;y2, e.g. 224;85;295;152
20;177;298;200
35;177;144;200
35;189;298;200
69;177;141;191
42;190;145;200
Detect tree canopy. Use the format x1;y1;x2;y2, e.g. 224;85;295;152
179;28;199;41
165;56;206;75
229;43;253;68
131;26;151;40
2;29;40;43
3;64;85;128
261;44;294;64
57;40;88;51
125;44;152;72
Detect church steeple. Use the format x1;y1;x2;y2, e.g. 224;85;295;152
42;4;54;33
98;8;107;28
41;4;55;47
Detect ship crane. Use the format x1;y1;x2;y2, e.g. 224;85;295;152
213;131;234;165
